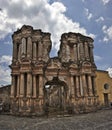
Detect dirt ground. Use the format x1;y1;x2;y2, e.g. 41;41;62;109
0;109;112;130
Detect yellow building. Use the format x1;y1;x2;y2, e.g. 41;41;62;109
96;70;112;107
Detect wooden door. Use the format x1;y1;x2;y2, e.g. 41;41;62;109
104;93;109;106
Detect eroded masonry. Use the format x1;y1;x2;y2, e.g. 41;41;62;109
10;25;99;115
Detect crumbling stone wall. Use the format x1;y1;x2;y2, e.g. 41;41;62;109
10;25;99;116
0;85;11;112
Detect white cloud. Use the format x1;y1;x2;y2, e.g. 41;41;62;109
0;0;95;51
102;25;107;32
97;63;110;70
84;8;93;20
101;0;110;5
96;16;104;23
4;41;11;45
0;55;12;85
0;66;11;85
102;25;112;42
103;37;109;42
0;10;13;39
106;26;112;40
94;55;103;62
107;67;112;78
0;55;12;64
0;0;96;85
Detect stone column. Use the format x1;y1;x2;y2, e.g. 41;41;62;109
66;45;70;62
77;44;80;60
27;73;32;97
11;75;15;97
18;44;21;60
88;75;93;96
33;42;37;60
79;42;84;60
82;75;88;96
80;76;83;96
20;73;24;97
76;76;80;97
38;41;42;60
17;75;20;97
27;37;32;59
13;43;17;61
33;75;37;98
39;75;43;98
21;38;26;56
73;44;77;62
85;42;89;59
80;42;84;53
61;43;66;62
43;41;50;62
70;76;75;97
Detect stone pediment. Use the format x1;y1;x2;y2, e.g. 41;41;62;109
82;61;91;67
69;63;78;68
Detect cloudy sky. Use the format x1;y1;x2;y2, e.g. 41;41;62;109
0;0;112;85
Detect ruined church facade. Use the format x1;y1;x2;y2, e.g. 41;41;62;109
10;25;99;115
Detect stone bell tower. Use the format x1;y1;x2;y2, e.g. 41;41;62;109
58;33;98;112
10;25;51;115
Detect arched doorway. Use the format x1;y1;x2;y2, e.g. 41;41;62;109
44;77;67;114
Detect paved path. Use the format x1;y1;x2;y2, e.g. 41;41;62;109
0;109;112;130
